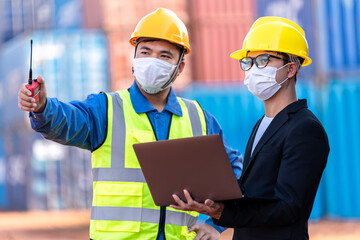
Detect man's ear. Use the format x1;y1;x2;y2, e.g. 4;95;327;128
177;61;185;75
288;62;298;79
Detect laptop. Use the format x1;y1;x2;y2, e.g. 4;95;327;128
133;134;242;206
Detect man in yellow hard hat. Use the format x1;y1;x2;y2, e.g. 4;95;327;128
17;8;241;240
171;16;329;240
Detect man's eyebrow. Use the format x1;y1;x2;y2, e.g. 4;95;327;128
160;50;174;56
139;46;151;51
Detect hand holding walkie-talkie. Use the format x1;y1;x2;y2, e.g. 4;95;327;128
25;40;41;102
18;40;47;113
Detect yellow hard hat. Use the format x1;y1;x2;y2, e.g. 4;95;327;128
230;16;312;66
129;8;190;54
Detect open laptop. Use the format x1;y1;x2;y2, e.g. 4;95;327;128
133;134;242;206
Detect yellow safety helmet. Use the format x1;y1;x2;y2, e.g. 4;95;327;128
129;8;191;54
230;16;312;66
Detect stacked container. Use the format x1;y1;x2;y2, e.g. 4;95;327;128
188;0;255;83
0;0;108;210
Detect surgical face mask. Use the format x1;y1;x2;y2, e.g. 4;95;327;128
244;63;289;100
133;57;176;94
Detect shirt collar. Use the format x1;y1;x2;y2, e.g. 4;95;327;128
129;81;183;116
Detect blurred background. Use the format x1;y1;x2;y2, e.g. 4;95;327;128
0;0;360;239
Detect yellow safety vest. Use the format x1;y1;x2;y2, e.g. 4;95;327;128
90;90;207;240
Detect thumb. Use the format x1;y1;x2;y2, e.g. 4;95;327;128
36;75;45;85
188;224;200;233
204;199;216;208
33;75;47;113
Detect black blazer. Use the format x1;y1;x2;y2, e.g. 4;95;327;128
215;99;330;240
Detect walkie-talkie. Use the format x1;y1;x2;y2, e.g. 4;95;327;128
26;40;40;102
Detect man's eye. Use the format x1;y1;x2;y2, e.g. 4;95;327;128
161;55;171;59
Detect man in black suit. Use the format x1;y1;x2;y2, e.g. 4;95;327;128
171;16;330;240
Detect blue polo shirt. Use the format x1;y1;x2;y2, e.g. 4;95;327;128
30;81;242;234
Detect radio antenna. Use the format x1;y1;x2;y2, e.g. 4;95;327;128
28;40;33;84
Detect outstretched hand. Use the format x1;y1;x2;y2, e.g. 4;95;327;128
18;76;47;113
170;189;224;220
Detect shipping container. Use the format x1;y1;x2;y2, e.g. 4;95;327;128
29;29;109;101
256;0;317;79
0;127;93;211
0;0;104;45
0;29;108;210
29;136;92;210
54;0;83;29
314;0;360;76
0;0;54;44
188;0;256;83
0;137;6;209
100;0;188;33
0;29;109;125
0;35;27;126
0;122;33;211
82;0;103;29
321;79;360;218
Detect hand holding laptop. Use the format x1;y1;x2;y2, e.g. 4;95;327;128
133;134;242;206
170;189;224;220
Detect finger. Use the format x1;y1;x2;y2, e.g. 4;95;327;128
18;90;36;105
170;194;188;210
18;95;36;110
18;99;36;110
184;189;202;208
19;83;31;94
19;105;35;112
188;224;199;233
18;92;35;104
183;189;196;204
18;101;36;112
19;87;33;101
172;194;185;206
193;231;204;240
169;204;183;210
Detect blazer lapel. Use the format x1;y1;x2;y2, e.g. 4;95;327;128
250;111;289;160
240;117;263;180
240;99;308;180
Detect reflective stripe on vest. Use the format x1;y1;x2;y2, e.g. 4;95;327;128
91;206;197;227
90;90;206;239
92;93;204;182
181;98;203;137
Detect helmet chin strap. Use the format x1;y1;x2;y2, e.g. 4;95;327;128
161;48;185;89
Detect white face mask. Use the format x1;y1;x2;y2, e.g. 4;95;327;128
133;57;176;94
244;63;289;100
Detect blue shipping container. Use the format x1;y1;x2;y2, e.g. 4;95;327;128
54;0;83;29
0;35;27;126
0;123;33;211
0;29;108;210
314;0;360;74
29;135;92;210
0;0;54;44
321;79;360;218
0;137;7;209
29;29;109;102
